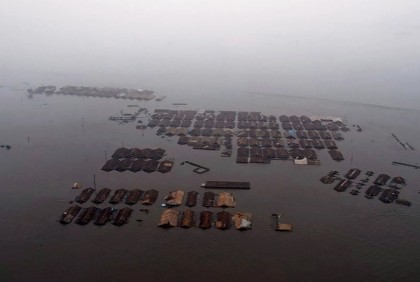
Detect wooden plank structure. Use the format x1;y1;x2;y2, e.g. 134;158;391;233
158;209;180;228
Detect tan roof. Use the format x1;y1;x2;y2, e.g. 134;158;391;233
165;190;185;206
216;192;235;208
232;212;252;230
158;209;180;227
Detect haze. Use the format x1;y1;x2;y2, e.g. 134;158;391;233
1;0;420;109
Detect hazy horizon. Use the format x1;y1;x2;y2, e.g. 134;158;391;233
1;0;420;109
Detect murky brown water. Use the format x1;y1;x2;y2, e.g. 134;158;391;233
1;84;420;282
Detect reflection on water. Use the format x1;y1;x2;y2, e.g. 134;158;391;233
1;84;420;282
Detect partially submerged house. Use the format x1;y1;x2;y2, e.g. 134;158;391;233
185;191;198;207
374;174;390;186
164;190;185;206
345;168;361;179
334;179;352;192
180;210;195;228
232;212;252;230
199;211;213;229
141;189;159;205
215;211;232;230
216;192;236;208
158;209;180;228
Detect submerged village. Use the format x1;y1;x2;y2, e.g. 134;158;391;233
29;85;415;231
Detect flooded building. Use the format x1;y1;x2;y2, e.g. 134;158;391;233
141;189;159;205
345;168;361;179
232;212;252;230
334;179;352;192
215;211;232;230
374;174;391;186
75;188;95;203
185;191;198;207
125;189;143;205
203;191;215;207
199;211;213;229
158;209;180;228
180;210;195;228
59;205;82;224
92;188;111;204
113;207;133;226
216;192;236;208
109;189;128;204
165;190;185;206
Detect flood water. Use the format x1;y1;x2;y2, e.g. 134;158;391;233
1;82;420;282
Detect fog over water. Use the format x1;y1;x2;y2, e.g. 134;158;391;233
2;2;420;282
1;0;420;109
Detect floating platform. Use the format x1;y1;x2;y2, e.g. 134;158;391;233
202;181;250;190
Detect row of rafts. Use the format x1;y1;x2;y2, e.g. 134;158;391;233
59;207;252;230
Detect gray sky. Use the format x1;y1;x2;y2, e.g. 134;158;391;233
1;0;420;108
